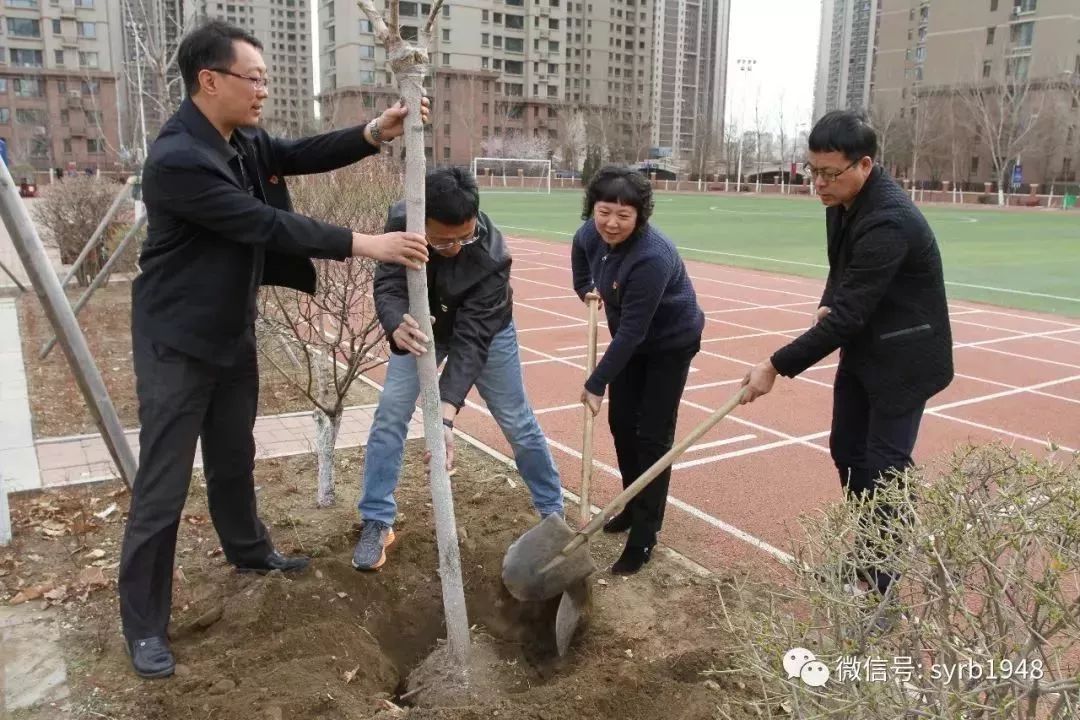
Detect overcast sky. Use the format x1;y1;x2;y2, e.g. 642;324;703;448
309;0;824;134
725;0;822;136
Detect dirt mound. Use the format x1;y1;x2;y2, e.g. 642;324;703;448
4;444;760;719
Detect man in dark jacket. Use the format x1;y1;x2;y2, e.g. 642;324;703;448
353;166;564;570
740;110;953;596
119;19;429;679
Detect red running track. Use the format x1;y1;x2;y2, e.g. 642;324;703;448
363;236;1080;580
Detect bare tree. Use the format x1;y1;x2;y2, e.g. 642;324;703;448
356;0;471;675
256;161;400;507
120;0;196;160
554;107;587;172
957;58;1046;205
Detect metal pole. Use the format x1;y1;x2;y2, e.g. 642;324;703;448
0;475;10;546
0;258;26;292
40;213;146;359
57;179;132;288
0;156;137;488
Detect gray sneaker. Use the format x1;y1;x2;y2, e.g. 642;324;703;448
352;520;396;571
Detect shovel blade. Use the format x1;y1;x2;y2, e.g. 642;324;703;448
502;513;598;602
555;579;591;656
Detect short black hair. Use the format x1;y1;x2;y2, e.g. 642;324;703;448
808;110;878;162
426;166;480;225
581;165;654;231
178;18;263;97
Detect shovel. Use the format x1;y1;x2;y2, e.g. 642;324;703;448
553;295;600;655
502;387;747;603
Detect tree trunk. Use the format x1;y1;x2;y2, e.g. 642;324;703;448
399;62;471;671
314;359;341;508
999;168;1007;206
314;405;342;508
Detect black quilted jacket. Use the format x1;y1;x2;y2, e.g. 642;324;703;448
770;166;954;416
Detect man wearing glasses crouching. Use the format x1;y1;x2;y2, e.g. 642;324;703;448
352;166;564;570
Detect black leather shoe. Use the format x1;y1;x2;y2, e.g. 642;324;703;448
602;510;633;534
236;550;310;574
127;636;175;679
611;543;654;575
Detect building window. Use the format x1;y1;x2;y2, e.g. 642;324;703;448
6;18;41;37
442;29;450;42
359;70;375;84
55;49;65;65
990;0;998;9
986;27;995;45
982;60;992;78
77;21;96;38
505;37;523;52
16;108;47;125
1009;21;1034;48
79;51;99;69
87;138;104;154
442;53;449;64
359;20;372;33
0;109;9;124
10;49;43;67
14;78;42;97
970;156;979;174
359;45;374;58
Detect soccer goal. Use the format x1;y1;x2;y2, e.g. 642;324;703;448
470;157;551;193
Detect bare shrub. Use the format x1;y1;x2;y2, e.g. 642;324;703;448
33;176;131;287
714;444;1080;719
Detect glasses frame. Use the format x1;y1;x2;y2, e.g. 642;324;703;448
429;229;481;251
803;158;861;184
210;68;269;90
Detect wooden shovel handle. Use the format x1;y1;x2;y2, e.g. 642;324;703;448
579;296;600;526
562;386;747;557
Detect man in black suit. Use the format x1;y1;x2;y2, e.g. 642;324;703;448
740;110;953;597
118;19;430;679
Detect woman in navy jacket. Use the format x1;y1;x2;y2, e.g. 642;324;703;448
571;165;705;574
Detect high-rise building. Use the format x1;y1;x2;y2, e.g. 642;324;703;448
317;0;729;172
650;0;730;168
0;0;123;173
812;0;878;121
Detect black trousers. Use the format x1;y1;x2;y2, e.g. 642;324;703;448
830;364;924;594
118;330;272;641
607;342;698;548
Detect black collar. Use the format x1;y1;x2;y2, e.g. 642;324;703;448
844;164;882;219
177;98;240;163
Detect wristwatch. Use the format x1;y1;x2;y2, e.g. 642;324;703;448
442;417;454;430
367;117;387;144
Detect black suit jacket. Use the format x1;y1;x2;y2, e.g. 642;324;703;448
771;166;954;415
133;99;380;364
373;201;513;410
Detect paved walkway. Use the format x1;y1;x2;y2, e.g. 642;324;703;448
33;405;422;489
0;298;40;495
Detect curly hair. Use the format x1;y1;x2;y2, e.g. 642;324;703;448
581;165;654;232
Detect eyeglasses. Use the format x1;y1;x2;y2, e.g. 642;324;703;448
803;159;861;183
429;230;480;251
211;68;269;90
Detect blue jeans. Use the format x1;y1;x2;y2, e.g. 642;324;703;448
359;322;564;525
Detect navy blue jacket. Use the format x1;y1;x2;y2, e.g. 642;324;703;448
571;220;704;395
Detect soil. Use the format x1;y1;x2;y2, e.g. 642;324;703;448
16;283;379;438
2;442;763;720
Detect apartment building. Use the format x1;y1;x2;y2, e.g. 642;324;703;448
812;0;878;121
0;0;122;173
316;0;729;171
870;0;1079;185
204;0;315;135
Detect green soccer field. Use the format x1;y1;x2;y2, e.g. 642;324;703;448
480;189;1080;317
